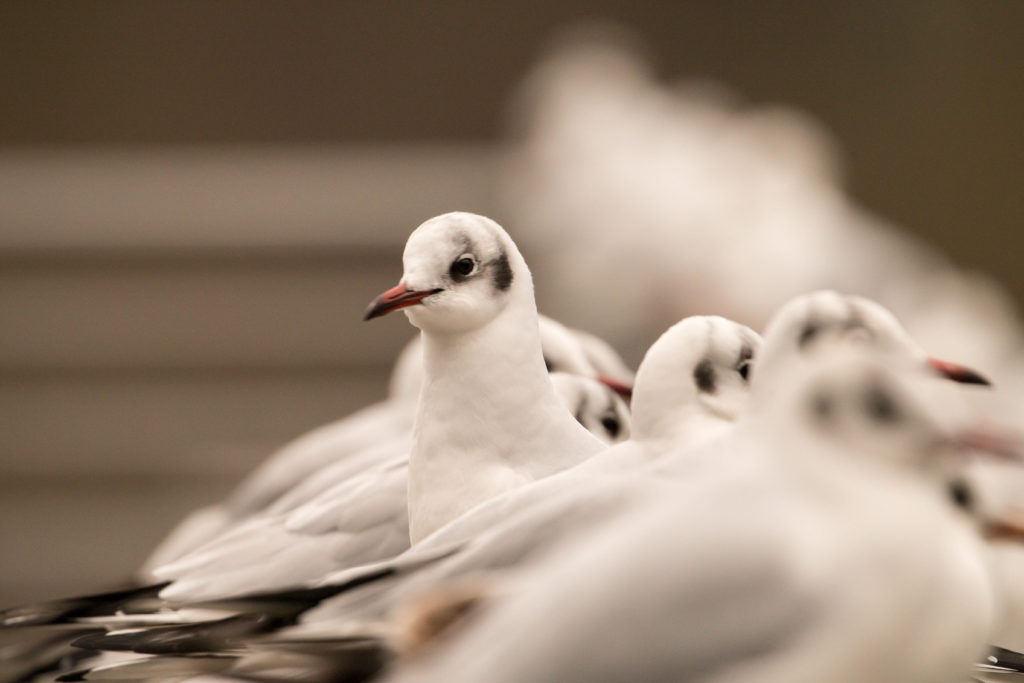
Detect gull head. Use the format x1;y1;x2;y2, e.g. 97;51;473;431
550;372;631;444
782;346;954;472
776;345;1020;533
365;212;529;334
538;316;600;378
539;316;634;400
756;290;990;393
631;315;761;445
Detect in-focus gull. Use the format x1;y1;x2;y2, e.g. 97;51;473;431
363;211;607;542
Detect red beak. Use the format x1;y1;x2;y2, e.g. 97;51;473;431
927;358;991;387
954;424;1023;463
364;283;440;321
597;374;633;402
984;513;1024;542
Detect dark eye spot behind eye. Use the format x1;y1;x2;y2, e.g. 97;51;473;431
864;384;900;424
798;323;821;348
600;416;621;438
947;479;973;511
694;358;716;394
489;251;513;292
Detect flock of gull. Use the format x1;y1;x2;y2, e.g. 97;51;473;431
3;211;1024;683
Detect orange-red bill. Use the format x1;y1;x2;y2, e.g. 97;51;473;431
984;513;1024;542
927;358;992;387
597;375;633;402
954;424;1023;463
364;283;440;321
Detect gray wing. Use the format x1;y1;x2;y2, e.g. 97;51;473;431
155;452;412;602
139;402;407;577
390;474;824;683
304;452;654;624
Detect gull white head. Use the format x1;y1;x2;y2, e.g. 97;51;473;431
768;345;1021;536
365;212;530;334
567;326;636;394
777;347;954;471
539;316;634;400
755;291;990;400
549;372;631;444
630;315;761;449
536;316;594;377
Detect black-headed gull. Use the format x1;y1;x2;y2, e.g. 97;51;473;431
755;290;990;395
363;212;607;542
387;346;1014;683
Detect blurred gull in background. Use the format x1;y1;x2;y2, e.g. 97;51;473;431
501;29;1024;418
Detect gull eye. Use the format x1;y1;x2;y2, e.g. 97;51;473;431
449;255;477;280
600;416;621;439
737;360;750;381
798;323;821;348
735;344;754;382
947;479;973;511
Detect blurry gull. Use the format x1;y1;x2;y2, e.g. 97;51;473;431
388;346;1016;683
549;372;630;444
501;29;1024;400
362;211;606;543
754;290;990;396
756;292;1024;656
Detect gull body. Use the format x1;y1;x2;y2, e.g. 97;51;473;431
366;212;607;542
389;348;996;683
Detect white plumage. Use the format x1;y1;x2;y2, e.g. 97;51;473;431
386;347;997;683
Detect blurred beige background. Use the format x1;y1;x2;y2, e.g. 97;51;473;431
0;2;1021;605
